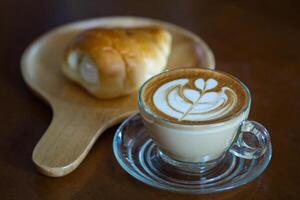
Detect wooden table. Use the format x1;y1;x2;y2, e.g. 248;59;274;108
0;0;299;199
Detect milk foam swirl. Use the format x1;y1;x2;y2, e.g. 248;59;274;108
153;78;237;121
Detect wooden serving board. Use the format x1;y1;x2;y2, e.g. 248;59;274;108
21;16;215;177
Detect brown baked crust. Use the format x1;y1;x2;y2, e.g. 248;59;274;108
62;27;172;99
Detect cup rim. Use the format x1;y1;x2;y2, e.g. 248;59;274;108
138;68;251;127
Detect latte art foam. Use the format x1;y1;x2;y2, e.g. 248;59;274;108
141;68;249;125
153;78;238;121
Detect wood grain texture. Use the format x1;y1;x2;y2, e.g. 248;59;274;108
21;17;215;177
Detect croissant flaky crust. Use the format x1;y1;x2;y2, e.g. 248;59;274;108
62;27;172;99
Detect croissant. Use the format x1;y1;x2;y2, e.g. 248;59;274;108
62;27;172;99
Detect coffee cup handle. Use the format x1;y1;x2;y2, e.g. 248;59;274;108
229;120;270;159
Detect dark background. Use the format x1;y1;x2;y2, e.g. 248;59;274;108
0;0;300;199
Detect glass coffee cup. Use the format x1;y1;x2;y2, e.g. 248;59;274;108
138;68;270;172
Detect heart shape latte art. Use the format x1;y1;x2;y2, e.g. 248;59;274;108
153;78;237;121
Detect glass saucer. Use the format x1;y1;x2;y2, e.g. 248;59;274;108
112;114;272;194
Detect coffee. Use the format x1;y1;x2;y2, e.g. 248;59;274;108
141;68;249;125
139;68;251;162
138;68;270;164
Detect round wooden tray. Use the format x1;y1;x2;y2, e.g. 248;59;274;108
21;16;215;177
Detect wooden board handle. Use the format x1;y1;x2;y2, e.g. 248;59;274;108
32;103;116;177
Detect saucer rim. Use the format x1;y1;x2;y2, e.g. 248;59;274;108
113;113;272;194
